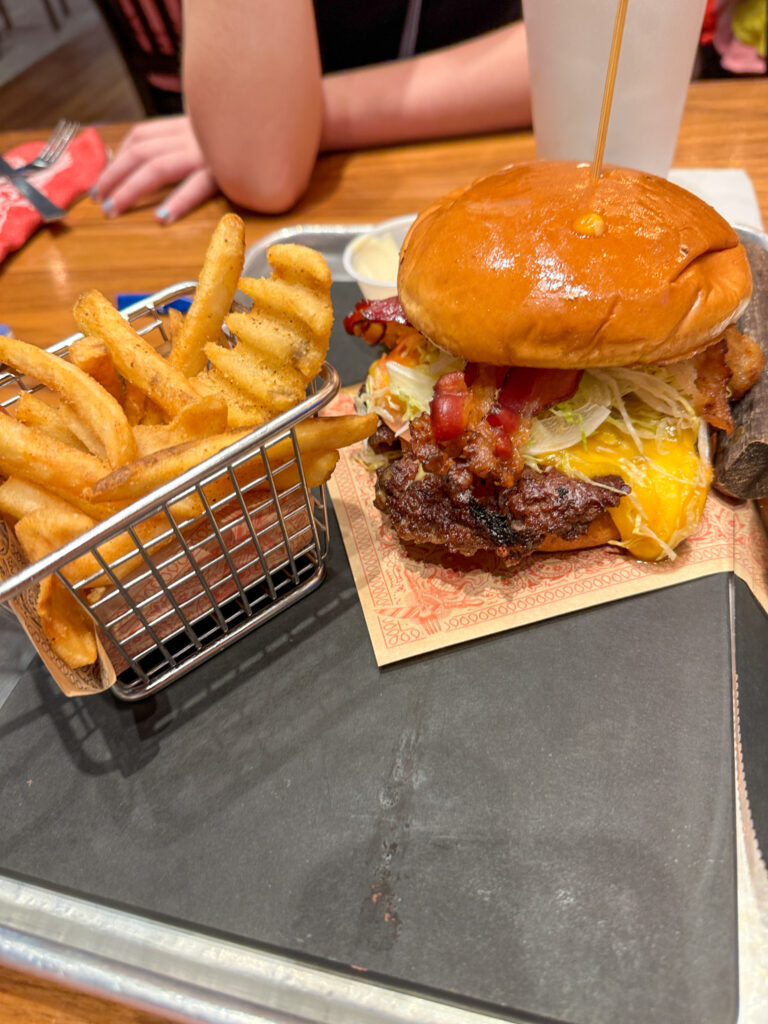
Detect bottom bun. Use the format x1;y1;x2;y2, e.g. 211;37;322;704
536;514;620;553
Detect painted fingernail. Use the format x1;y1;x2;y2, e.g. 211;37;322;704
102;198;115;217
89;185;99;200
155;205;172;223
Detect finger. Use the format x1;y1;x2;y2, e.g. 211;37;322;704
104;154;204;216
93;138;172;203
155;169;219;224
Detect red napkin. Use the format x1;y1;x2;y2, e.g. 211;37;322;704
0;126;108;264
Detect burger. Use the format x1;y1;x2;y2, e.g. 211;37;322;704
344;161;762;566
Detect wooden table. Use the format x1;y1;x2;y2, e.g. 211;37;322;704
2;78;768;347
0;76;766;1024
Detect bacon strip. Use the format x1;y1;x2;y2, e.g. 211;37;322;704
668;330;763;433
724;326;764;399
343;297;412;349
692;340;733;433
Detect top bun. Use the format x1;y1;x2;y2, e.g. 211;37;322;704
398;161;752;367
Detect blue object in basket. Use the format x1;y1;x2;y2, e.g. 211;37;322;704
0;324;11;336
116;293;193;314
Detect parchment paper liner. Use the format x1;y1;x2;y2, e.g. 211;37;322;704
0;489;312;697
0;524;114;696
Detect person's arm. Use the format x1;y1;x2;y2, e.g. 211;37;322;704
182;0;324;214
321;22;530;152
96;9;530;221
184;4;529;213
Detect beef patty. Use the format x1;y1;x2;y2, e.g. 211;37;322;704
375;454;629;566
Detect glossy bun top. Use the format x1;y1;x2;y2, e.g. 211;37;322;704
397;161;752;367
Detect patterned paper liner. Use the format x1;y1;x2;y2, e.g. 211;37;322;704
325;391;768;667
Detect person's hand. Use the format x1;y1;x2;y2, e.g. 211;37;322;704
93;115;219;224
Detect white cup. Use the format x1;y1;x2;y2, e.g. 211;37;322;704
521;0;707;177
342;214;417;301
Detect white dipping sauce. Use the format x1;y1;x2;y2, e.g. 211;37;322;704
353;232;400;282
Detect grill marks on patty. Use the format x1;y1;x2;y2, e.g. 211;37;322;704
375;452;629;567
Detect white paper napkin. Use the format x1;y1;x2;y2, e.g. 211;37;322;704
669;167;764;231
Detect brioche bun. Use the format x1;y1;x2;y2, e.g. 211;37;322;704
398;161;752;368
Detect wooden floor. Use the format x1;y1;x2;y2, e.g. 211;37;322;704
0;13;144;131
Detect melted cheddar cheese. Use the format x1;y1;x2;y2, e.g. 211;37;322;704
540;422;711;560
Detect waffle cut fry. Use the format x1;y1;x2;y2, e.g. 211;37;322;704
169;212;245;377
202;243;333;421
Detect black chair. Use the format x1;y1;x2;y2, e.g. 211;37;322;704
0;0;71;37
40;0;71;31
91;0;183;116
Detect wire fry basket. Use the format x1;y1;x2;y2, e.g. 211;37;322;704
0;284;340;701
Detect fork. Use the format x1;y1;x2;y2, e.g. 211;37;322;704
13;120;80;176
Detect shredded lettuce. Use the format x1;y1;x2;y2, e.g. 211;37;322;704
522;366;701;459
524;374;612;456
355;340;464;435
388;352;464;416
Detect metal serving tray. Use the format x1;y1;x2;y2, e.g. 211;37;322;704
0;224;766;1024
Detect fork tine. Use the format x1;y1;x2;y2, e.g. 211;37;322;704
36;120;68;163
39;120;79;164
12;120;81;176
51;121;79;161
